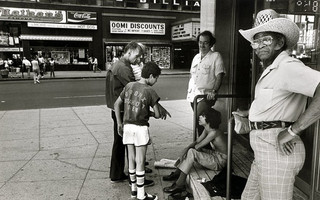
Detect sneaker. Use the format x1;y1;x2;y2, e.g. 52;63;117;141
111;174;128;183
36;80;40;84
129;179;154;187
140;193;158;200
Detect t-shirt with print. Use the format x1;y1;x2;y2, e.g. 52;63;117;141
120;82;160;127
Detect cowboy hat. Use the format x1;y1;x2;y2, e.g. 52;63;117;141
239;9;300;49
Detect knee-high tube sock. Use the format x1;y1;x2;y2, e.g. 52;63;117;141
136;170;145;200
129;169;137;195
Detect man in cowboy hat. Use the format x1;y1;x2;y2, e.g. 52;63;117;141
235;9;320;199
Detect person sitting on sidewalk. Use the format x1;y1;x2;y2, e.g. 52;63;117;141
114;61;167;200
163;108;227;194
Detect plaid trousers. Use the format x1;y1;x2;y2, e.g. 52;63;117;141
241;128;305;200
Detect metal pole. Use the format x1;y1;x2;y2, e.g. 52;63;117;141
226;117;234;200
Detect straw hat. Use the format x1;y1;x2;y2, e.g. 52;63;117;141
239;9;300;49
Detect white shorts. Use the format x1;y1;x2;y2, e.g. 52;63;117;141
123;124;150;146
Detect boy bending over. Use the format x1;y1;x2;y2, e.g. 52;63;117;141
163;109;227;194
114;61;165;200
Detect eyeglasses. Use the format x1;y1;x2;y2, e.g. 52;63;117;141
199;41;210;46
251;36;273;49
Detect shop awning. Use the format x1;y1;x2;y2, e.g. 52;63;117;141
20;35;92;42
104;39;171;45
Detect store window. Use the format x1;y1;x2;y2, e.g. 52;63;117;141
292;15;318;64
273;13;319;67
105;44;171;70
29;40;90;70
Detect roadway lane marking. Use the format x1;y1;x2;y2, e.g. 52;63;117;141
54;95;105;99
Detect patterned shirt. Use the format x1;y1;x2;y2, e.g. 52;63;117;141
120;82;160;126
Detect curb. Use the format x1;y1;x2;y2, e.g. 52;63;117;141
0;72;189;82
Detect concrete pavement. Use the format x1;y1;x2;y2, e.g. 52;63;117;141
0;100;194;200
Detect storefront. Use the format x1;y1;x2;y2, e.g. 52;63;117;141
171;18;200;69
103;14;174;69
0;6;97;70
0;1;201;71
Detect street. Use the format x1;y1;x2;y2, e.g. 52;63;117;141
0;75;189;111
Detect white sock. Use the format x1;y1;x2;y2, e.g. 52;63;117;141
129;169;137;195
136;170;145;199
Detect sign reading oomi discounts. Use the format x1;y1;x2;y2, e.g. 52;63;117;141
110;21;165;35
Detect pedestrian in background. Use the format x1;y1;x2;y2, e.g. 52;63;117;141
49;58;56;78
32;56;41;84
92;57;101;73
16;55;23;78
38;55;45;78
0;57;4;69
187;30;226;142
236;9;320;200
114;61;165;200
22;57;31;78
4;59;9;70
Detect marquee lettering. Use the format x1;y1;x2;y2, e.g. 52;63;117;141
114;0;201;7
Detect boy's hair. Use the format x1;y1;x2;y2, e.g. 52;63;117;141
200;108;221;129
141;61;161;78
124;41;142;54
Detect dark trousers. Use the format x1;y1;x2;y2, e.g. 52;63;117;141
109;111;126;180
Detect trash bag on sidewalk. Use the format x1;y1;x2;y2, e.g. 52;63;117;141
201;167;247;199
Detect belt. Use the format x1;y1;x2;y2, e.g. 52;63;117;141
250;121;293;130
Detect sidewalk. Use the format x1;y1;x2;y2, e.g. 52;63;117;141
0;69;189;81
0;100;194;200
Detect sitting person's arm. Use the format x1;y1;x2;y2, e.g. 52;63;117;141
194;130;217;150
178;130;212;161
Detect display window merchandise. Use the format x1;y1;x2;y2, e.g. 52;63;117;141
106;44;171;69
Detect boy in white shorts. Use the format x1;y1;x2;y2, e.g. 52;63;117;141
114;61;165;200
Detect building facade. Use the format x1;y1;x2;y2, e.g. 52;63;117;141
0;0;201;70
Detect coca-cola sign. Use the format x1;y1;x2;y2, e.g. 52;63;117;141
67;11;96;24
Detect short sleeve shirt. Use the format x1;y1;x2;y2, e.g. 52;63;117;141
120;82;160;126
105;58;135;110
187;51;226;102
249;51;320;122
31;60;39;70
